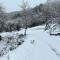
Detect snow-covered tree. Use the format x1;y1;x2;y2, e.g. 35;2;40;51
20;0;31;35
0;4;7;32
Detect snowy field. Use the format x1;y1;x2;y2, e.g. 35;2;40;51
0;25;60;60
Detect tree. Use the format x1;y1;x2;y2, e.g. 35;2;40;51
20;0;31;35
42;0;56;31
0;4;7;32
43;6;50;30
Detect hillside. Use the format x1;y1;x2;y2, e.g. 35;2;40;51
0;0;60;32
0;25;60;60
6;0;60;25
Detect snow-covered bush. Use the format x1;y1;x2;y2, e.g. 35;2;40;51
49;23;60;36
0;33;25;56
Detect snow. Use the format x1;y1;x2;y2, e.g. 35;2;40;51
0;25;60;60
49;23;60;34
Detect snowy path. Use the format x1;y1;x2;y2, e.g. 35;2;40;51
0;26;60;60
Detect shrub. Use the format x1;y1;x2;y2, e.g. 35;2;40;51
18;34;24;38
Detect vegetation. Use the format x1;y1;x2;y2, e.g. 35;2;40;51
0;0;60;32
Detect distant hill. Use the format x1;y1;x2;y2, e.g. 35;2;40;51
6;0;60;25
6;5;46;27
2;0;60;32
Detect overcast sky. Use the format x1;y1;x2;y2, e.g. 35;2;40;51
0;0;47;12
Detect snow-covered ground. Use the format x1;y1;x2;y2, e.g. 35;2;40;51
0;25;60;60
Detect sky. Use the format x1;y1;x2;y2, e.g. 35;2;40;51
0;0;47;12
